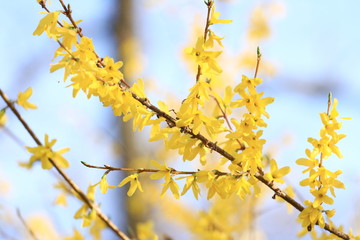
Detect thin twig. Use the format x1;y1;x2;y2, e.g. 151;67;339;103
254;46;261;79
211;94;245;151
0;89;130;240
82;161;197;175
58;0;83;37
319;93;332;169
16;209;39;240
56;40;78;61
81;161;241;178
196;0;213;82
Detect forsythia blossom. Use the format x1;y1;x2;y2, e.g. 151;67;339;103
118;173;143;197
16;87;37;110
0;109;7;127
298;200;325;230
264;159;290;184
22;134;70;169
99;174;116;194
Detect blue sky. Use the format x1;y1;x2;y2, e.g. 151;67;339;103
1;0;360;239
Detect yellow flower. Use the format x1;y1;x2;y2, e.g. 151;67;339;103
231;87;274;118
185;37;223;75
177;175;201;200
136;221;159;240
234;176;252;200
324;209;336;218
102;56;124;83
149;161;180;198
64;229;85;240
57;20;80;50
320;112;342;137
248;7;270;40
160;173;180;199
33;11;61;39
264;159;290;184
149;160;171;180
209;5;232;25
0;109;7;127
118;174;143;197
17;87;37;110
74;185;97;227
310;187;334;208
307;136;331;159
296;148;319;173
322;169;345;197
298;200;325;230
234;75;263;93
181;138;207;165
99;175;116;194
72;36;97;62
299;169;321;189
24;134;70;169
54;182;69;206
204;30;224;48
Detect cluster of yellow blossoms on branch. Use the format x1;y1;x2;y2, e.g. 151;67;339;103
297;94;351;232
0;0;357;239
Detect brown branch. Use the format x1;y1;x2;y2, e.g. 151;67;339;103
255;174;304;212
0;89;130;240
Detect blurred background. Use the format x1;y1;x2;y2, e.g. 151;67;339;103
1;0;360;239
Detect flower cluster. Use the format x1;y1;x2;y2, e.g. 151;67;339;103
296;96;350;231
173;1;233;165
224;75;274;175
34;10;154;135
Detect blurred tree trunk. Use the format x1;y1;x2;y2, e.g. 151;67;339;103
112;0;149;234
112;0;150;234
